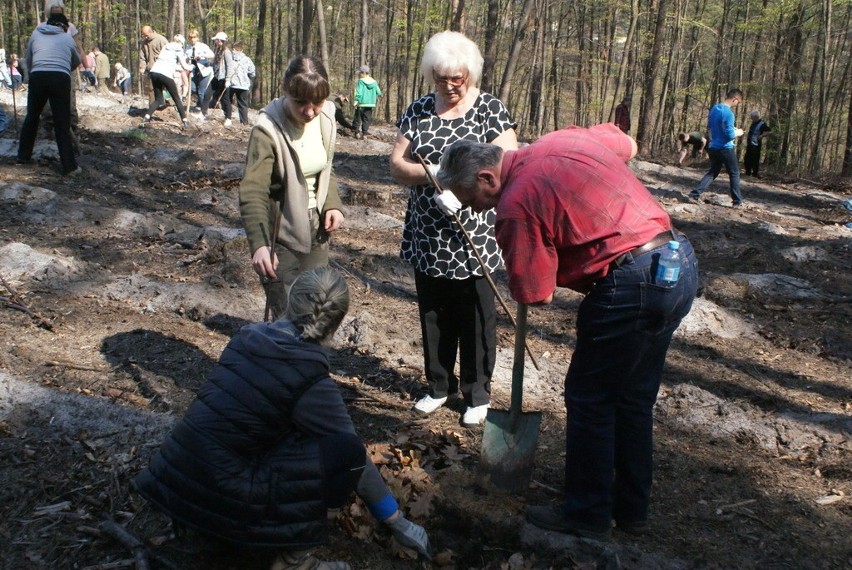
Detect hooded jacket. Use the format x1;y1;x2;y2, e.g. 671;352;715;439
150;41;192;78
354;76;381;108
25;22;81;76
134;320;397;547
230;51;255;90
239;98;343;256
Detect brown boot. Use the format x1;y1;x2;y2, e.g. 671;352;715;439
270;549;351;570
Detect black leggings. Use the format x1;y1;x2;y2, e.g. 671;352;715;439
147;72;186;120
201;78;232;118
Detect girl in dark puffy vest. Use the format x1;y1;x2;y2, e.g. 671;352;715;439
135;267;430;569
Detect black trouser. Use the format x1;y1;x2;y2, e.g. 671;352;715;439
147;72;187;120
353;106;373;134
335;107;354;130
230;87;250;124
743;144;762;175
201;78;231;118
19;71;77;174
414;271;496;407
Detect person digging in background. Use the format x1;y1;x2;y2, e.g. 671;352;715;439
437;123;698;540
134;267;431;569
389;30;518;428
333;92;356;134
17;12;81;176
113;62;131;100
677;131;707;167
199;31;234;127
142;36;192;129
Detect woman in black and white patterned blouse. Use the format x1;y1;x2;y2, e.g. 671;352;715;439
389;31;518;428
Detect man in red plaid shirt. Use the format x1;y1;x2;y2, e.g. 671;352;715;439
436;123;698;540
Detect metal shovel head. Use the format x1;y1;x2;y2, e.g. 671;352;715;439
480;407;542;493
479;303;541;493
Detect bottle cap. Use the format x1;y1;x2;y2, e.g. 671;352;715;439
668;240;680;250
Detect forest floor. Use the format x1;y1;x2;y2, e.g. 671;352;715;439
0;89;850;570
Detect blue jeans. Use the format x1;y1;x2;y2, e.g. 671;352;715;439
692;147;742;203
193;71;213;107
561;235;698;530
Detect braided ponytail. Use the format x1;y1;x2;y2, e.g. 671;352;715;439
285;267;349;342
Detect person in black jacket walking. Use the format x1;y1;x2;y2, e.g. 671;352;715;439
135;267;431;569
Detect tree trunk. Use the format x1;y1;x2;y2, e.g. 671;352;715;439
481;0;499;94
359;0;368;67
450;0;465;31
636;0;669;156
808;0;831;172
498;0;535;104
301;0;314;54
254;0;266;103
609;0;639;121
843;80;852;175
177;0;185;37
316;0;329;71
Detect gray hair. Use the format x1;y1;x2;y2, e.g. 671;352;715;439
437;140;503;192
285;267;350;343
420;31;483;86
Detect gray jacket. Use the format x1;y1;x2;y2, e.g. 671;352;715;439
25;23;81;76
230;51;255;90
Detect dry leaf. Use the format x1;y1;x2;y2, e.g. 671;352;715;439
407;490;435;518
433;549;457;566
441;444;469;461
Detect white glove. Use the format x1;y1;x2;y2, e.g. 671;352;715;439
224;80;231;89
426;163;440;179
434;190;462;216
734;127;744;137
387;515;431;560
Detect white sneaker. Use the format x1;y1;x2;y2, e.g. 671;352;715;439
461;404;489;427
413;395;447;415
224;118;232;127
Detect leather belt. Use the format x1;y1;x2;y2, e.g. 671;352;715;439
611;229;679;269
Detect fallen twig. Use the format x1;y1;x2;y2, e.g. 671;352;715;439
97;520;150;570
530;479;561;494
0;272;55;331
45;360;107;372
81;559;135;569
335;377;410;410
717;498;757;512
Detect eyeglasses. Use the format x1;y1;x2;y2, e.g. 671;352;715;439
434;74;468;87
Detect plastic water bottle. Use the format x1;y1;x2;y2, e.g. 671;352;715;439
655;241;681;286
